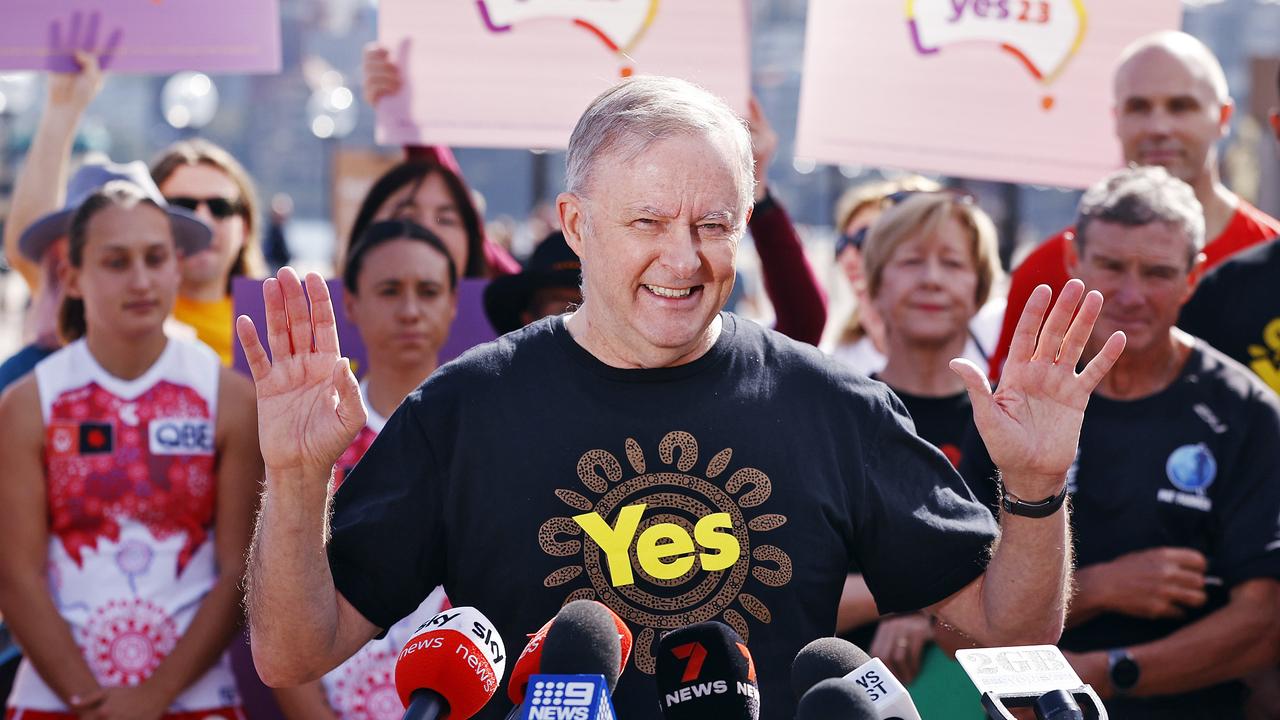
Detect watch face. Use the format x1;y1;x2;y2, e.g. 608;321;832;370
1111;654;1140;690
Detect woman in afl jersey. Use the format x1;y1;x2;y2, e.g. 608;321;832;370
0;180;262;720
272;220;458;720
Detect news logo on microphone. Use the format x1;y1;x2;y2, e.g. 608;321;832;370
519;674;615;720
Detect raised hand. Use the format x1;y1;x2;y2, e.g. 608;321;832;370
48;50;105;113
47;11;122;73
951;280;1126;499
362;42;404;106
746;96;778;203
235;269;366;477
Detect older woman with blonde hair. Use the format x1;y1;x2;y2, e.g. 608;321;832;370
836;191;1004;718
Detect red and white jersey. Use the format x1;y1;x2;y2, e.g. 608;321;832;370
321;380;449;720
9;338;238;713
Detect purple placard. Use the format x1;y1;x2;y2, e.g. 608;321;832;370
232;277;500;380
0;2;281;73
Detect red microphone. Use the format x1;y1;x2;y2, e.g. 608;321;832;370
394;606;508;719
507;600;633;705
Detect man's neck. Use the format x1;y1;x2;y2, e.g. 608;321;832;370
1190;169;1238;243
1092;330;1191;401
364;360;437;421
877;333;967;397
564;306;721;369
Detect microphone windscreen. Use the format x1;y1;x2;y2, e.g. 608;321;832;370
796;677;877;720
655;621;760;720
541;600;625;691
394;606;507;719
507;617;554;704
791;637;871;699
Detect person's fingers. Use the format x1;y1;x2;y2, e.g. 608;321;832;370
235;316;270;384
950;358;996;428
1057;289;1103;369
1031;279;1084;363
1166;583;1208;609
1078;331;1127;392
278;267;313;354
72;49;99;74
262;277;292;360
1006;285;1053;368
1164;547;1209;572
333;358;367;432
904;636;925;683
305;273;340;356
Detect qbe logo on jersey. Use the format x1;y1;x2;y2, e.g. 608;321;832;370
520;674;615;720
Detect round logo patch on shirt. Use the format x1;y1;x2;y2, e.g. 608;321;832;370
1165;443;1217;494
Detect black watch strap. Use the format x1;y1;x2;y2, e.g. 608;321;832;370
1000;482;1068;518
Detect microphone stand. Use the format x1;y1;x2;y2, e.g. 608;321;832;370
402;688;450;720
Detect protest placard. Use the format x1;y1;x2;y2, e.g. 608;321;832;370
796;0;1183;188
0;1;280;74
375;0;750;149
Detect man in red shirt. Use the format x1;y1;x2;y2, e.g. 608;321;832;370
989;31;1280;381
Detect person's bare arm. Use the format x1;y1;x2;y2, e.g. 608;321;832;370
1066;578;1280;699
3;51;103;288
0;377;106;715
274;681;340;720
1070;547;1208;627
931;281;1126;644
836;574;879;634
239;269;377;686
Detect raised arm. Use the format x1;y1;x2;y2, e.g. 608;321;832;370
745;98;827;345
237;269;377;686
3;51;103;288
931;280;1126;644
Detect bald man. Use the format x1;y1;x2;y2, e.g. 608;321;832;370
988;31;1280;382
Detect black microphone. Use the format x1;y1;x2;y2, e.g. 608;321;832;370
540;599;625;689
796;677;878;720
655;621;759;720
791;637;871;699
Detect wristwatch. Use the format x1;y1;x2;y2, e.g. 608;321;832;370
999;481;1069;518
1107;649;1140;695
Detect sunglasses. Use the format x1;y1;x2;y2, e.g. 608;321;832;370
835;189;975;257
167;196;243;220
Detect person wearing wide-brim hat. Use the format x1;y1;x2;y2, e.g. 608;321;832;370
0;160;211;394
482;231;583;334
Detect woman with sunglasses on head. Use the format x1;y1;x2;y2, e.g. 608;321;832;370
152;139;267;366
0;180;262;720
272;219;457;720
835;192;1004;719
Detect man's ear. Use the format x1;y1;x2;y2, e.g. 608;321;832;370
558;192;587;261
1064;235;1081;280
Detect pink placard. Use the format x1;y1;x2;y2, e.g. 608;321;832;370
0;1;281;74
796;0;1183;189
375;0;750;150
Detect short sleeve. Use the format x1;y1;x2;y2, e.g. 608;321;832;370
327;399;446;632
850;390;999;614
1213;394;1280;586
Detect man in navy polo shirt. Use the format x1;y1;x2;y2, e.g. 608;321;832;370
968;166;1280;719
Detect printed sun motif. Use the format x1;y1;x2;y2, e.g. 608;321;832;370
331;647;403;720
80;598;178;686
538;431;792;673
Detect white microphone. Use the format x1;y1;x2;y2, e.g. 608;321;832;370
843;656;923;720
955;645;1108;719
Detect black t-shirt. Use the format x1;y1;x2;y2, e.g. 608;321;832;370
327;313;998;720
1180;237;1280;395
963;341;1280;719
843;385;978;649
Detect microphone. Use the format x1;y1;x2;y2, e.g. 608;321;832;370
508;601;633;704
394;606;508;720
791;637;871;699
790;637;921;720
955;645;1107;720
796;677;878;719
655;621;759;720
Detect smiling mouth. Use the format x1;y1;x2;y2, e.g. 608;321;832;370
643;284;696;299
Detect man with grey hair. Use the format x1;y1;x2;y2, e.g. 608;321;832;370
967;166;1280;718
238;76;1125;719
988;30;1280;382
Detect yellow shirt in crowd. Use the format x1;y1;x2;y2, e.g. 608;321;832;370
173;295;234;366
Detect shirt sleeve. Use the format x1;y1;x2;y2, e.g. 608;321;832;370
327;399;447;632
850;388;999;614
1213;392;1280;587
